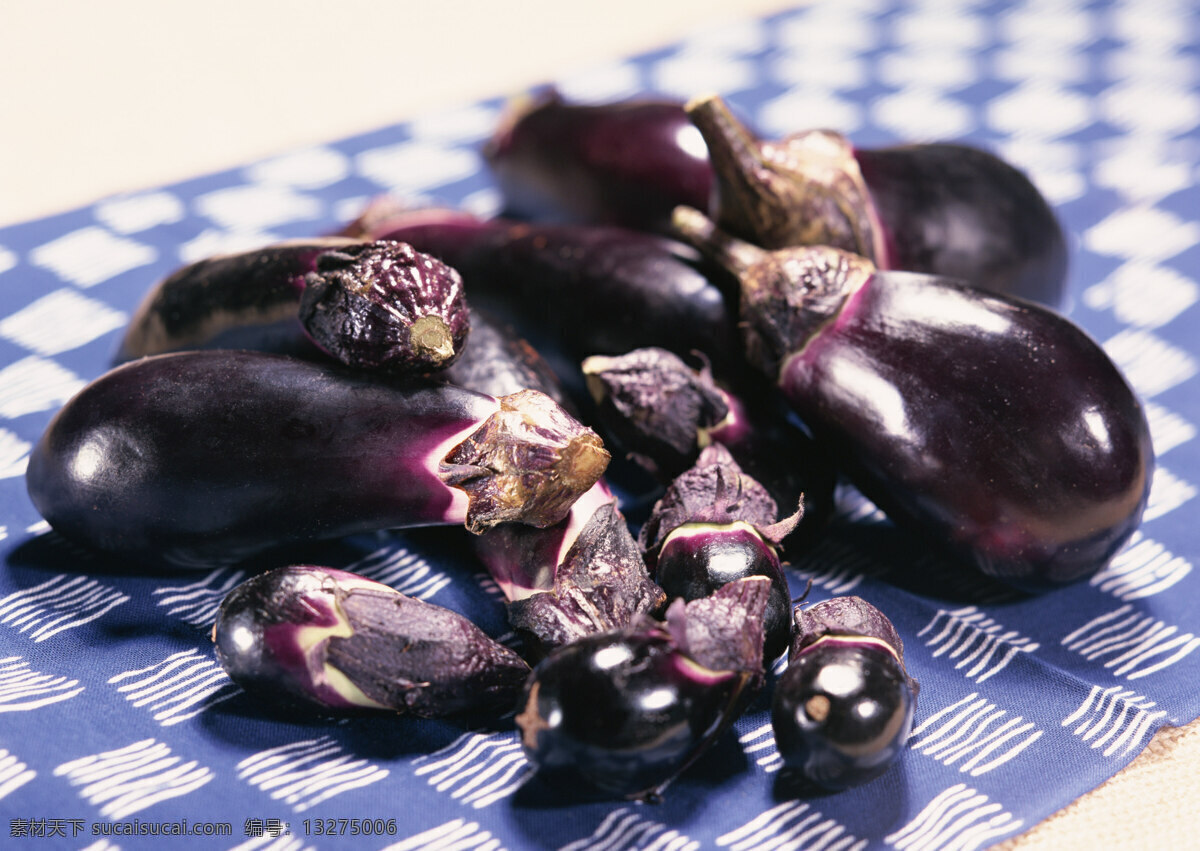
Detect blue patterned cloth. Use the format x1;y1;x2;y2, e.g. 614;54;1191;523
1;1;1198;848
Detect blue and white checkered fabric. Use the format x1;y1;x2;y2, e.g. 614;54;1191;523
1;1;1198;848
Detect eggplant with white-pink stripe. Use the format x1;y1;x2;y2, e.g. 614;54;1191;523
25;350;609;569
212;565;530;716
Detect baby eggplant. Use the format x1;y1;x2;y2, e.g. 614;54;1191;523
213;565;531;717
672;208;1153;589
25;350;609;569
772;596;918;790
483;88;712;231
515;576;770;800
581;346;836;535
639;444;798;661
362;211;743;373
117;239;470;373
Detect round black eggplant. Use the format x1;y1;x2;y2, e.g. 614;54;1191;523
772;637;915;790
25;350;608;568
673;209;1153;589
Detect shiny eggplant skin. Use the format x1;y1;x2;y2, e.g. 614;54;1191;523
25;351;608;569
366;215;743;372
777;271;1151;587
483;89;712;231
673;210;1152;589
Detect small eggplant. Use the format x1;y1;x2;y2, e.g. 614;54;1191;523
515;576;770;800
772;596;918;790
212;565;530;716
483;88;712;231
638;444;798;661
25;350;609;568
117;239;470;373
443;311;665;653
672;207;1153;589
581;346;836;535
362;211;743;373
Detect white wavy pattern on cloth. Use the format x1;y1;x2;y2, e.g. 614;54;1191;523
412;730;534;809
908;692;1043;777
53;739;214;820
1061;603;1200;680
0;655;85;711
716;800;866;851
0;574;129;643
108;648;240;726
236;736;390;814
885;783;1023;851
560;808;698;851
918;608;1040;684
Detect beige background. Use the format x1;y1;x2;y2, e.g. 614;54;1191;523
2;1;1197;846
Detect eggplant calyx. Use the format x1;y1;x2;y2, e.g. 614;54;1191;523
791;596;919;697
685;93;885;263
672;207;874;377
441;389;610;534
507;501;667;650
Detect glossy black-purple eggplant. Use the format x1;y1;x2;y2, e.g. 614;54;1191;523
444;311;665;653
362;211;743;373
581;346;836;537
516;576;770;800
483;88;712;231
25;350;609;569
672;207;1152;589
117;239;471;373
773;596;917;790
212;565;530;717
638;444;798;661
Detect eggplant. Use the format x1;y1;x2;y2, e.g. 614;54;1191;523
117;239;471;373
515;577;770;800
212;565;531;717
482;92;1067;306
672;207;1153;589
444;312;665;653
581;346;836;536
772;596;918;790
362;211;743;373
25;350;609;569
638;444;798;661
483;89;712;231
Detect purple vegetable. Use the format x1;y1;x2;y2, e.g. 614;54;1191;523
690;93;1069;307
442;311;664;652
117;239;470;373
483;89;712;231
672;207;1152;589
212;565;530;716
363;211;743;372
25;350;609;569
581;346;836;535
639;445;798;661
772;596;917;789
515;577;770;800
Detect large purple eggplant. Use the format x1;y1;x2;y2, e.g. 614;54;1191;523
362;212;743;372
213;565;530;717
25;351;609;569
483;89;711;231
483;92;1067;307
672;207;1152;589
117;239;471;373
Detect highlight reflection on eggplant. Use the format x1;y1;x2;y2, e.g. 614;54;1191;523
772;596;918;790
117;239;470;373
516;577;770;800
639;444;798;661
672;206;1153;589
213;565;530;716
25;350;609;568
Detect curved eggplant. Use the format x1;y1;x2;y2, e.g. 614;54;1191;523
483;88;711;231
212;565;530;717
25;351;608;569
672;207;1152;589
515;577;769;800
117;239;471;373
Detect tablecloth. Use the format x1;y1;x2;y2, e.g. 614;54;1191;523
1;0;1198;848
